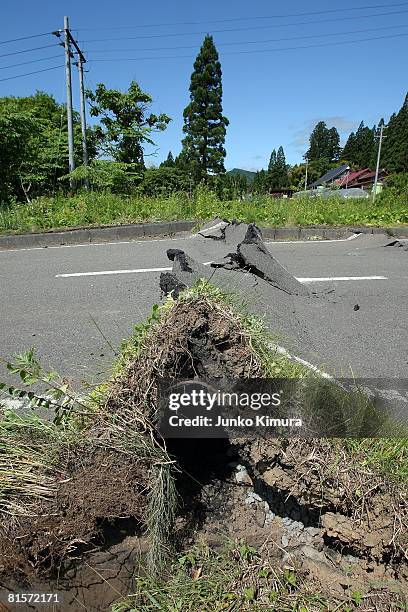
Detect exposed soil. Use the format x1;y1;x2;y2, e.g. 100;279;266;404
173;437;407;607
0;448;148;595
1;256;407;610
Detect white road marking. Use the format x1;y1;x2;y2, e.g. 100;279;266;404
56;266;172;278
56;261;215;278
273;344;333;379
298;276;387;282
56;267;388;282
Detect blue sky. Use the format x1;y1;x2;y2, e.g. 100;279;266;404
1;0;407;170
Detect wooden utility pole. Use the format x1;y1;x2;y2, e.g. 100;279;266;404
64;16;75;185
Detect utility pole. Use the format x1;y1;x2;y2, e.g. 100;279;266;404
304;157;309;192
54;19;89;188
77;57;89;171
63;16;75;185
373;123;384;202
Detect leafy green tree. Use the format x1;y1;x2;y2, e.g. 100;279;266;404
141;166;191;196
219;173;247;199
306;121;340;162
60;160;140;193
252;169;268;194
0;92;97;202
181;35;229;181
87;81;171;170
382;93;408;172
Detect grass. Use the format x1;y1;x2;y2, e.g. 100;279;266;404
0;410;75;520
344;438;408;485
111;539;406;612
0;189;407;235
111;541;328;611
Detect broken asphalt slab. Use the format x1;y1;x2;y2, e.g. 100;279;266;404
235;224;309;296
385;238;408;251
197;217;228;239
160;221;318;361
163;222;310;298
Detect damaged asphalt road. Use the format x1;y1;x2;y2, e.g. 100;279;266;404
0;223;407;391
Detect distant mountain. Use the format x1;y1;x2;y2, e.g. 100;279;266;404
226;168;257;183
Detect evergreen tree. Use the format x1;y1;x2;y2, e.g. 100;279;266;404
269;146;289;189
382;93;408;172
306;121;330;161
327;127;341;161
268;149;277;173
342;131;357;163
306;121;340;162
181;35;229;180
160;151;175;168
355;121;375;168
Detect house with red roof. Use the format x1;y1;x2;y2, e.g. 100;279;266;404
335;168;387;189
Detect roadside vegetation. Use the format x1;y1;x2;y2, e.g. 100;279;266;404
1;184;407;234
112;539;407;612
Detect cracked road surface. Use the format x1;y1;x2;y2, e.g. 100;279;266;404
0;231;407;386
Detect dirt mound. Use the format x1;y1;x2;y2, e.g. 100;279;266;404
106;295;265;414
0;292;266;603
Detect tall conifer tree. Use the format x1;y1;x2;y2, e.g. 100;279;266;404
383;93;408;172
306;121;340;162
182;35;229;180
268;149;277;173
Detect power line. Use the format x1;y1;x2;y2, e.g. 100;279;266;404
0;64;63;82
0;54;62;71
0;32;53;46
88;31;408;63
80;8;408;42
76;1;408;30
0;43;58;59
85;23;408;54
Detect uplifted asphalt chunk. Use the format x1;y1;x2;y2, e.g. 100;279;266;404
385;239;408;251
223;220;251;248
160;249;213;297
198;217;228;239
236;224;310;296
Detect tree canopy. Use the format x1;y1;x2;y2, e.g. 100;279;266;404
87;81;171;170
0;92;96;202
306;121;340;163
382;94;408;172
